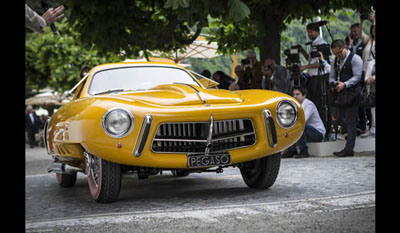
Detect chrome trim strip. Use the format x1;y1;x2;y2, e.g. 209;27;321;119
212;132;255;142
133;115;153;157
153;138;208;143
263;109;277;148
205;113;214;155
43;118;51;155
178;83;207;104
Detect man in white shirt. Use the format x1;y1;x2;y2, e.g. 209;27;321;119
298;22;330;133
283;86;326;158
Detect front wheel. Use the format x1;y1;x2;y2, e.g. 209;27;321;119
86;153;121;203
171;169;190;177
240;152;281;189
56;173;77;187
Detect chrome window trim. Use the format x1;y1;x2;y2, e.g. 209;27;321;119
101;107;135;138
276;100;298;129
67;73;90;97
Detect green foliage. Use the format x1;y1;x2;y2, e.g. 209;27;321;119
189;54;238;77
228;0;251;22
25;19;119;93
164;0;190;10
66;0;250;58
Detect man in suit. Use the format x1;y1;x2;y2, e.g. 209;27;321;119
26;105;42;148
329;39;363;157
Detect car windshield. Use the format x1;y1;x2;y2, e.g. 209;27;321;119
88;66;201;95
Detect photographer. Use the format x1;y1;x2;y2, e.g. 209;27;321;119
262;58;291;95
299;22;329;76
329;39;363;157
298;22;331;134
237;50;264;89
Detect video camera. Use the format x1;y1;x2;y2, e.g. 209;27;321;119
309;43;331;62
284;45;301;78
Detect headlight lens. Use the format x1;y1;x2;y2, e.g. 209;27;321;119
276;100;297;128
102;108;134;138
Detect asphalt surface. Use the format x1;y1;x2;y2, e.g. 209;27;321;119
25;145;375;232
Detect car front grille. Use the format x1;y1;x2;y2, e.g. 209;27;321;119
151;119;256;153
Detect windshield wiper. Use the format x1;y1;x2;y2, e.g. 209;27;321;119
93;88;135;95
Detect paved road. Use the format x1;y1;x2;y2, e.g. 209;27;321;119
25;145;375;232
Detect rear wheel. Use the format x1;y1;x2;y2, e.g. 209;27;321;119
240;152;281;189
86;153;121;203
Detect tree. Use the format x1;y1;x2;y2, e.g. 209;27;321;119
66;0;373;64
209;0;374;63
67;0;250;59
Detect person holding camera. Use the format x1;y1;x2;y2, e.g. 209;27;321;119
298;22;331;134
261;58;292;95
329;39;363;157
237;50;264;89
299;23;329;73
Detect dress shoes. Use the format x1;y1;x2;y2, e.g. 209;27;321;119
294;151;309;159
281;149;295;158
333;149;354;157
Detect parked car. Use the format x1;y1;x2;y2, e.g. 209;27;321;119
44;61;305;203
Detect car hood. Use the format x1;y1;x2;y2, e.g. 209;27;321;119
116;84;243;106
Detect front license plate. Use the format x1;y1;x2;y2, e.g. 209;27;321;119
187;151;231;168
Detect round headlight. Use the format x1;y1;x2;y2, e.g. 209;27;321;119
102;108;134;138
276;100;297;128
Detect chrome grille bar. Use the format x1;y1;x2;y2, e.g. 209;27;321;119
151;119;256;153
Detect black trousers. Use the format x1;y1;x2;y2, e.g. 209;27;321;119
307;74;330;134
331;104;358;151
27;129;36;148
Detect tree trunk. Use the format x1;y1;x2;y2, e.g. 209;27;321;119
256;7;288;65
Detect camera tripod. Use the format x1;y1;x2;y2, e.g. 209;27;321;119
316;68;330;140
291;73;307;89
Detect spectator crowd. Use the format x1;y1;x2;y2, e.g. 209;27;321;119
201;11;375;158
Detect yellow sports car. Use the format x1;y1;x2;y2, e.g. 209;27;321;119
44;62;305;203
